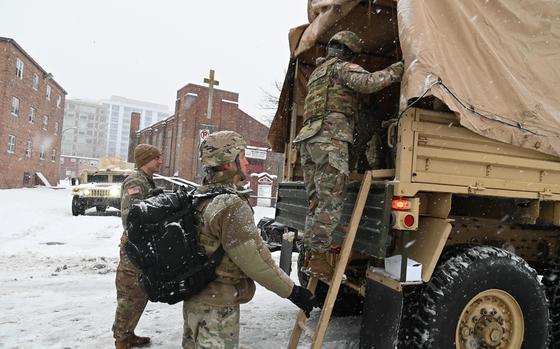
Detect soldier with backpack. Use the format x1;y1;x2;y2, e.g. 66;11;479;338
182;131;318;349
113;144;162;349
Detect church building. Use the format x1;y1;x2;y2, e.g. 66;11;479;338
129;71;283;185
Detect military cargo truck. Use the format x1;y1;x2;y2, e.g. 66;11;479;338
268;1;560;348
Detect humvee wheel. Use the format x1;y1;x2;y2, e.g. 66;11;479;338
455;289;523;349
72;196;85;216
403;246;548;348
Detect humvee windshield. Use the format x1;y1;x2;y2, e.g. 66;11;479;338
112;175;128;183
87;175;109;183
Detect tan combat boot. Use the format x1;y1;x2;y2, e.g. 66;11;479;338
115;334;151;348
307;252;333;281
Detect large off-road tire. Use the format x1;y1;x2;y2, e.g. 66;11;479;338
72;196;85;216
401;245;549;349
297;251;364;317
543;258;560;348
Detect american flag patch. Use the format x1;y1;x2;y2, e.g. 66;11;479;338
127;187;141;195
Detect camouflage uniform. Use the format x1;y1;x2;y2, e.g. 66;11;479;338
112;170;156;341
182;163;294;349
294;56;403;253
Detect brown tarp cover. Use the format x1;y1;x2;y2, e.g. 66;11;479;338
270;0;560;157
399;0;560;157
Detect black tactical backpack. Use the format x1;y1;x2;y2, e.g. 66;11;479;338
124;186;231;305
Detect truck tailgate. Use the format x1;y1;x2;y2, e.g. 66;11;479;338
275;181;393;258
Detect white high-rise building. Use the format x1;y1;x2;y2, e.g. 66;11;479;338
103;95;170;159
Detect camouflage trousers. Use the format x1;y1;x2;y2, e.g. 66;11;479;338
182;300;240;349
112;244;148;340
300;138;349;253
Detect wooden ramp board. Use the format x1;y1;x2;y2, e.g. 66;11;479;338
288;171;373;349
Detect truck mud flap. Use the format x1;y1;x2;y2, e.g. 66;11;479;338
278;231;294;275
359;278;403;349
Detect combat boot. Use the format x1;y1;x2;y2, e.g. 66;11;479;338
307;252;333;281
115;334;151;348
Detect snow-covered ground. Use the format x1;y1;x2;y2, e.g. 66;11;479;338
0;187;360;349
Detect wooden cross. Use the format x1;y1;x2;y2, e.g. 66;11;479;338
203;69;219;119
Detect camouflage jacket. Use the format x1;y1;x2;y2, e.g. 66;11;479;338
190;173;294;306
294;57;402;144
120;169;156;230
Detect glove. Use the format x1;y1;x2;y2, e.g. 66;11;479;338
288;285;320;318
388;61;404;82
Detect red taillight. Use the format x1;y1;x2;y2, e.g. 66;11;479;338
392;199;410;210
403;214;415;227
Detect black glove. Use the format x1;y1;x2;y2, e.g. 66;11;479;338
288;285;319;318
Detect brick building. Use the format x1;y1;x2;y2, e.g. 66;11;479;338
0;37;66;188
59;155;99;180
129;82;283;185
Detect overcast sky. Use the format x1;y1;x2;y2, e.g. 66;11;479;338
0;0;308;124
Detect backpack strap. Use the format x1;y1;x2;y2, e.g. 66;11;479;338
206;245;225;270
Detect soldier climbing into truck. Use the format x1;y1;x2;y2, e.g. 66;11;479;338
295;30;403;281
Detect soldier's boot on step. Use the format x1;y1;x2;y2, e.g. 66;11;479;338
307;252;333;281
115;334;151;348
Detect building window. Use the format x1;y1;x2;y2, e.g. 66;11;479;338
32;74;39;90
43;115;49;130
56;95;62;108
11;97;20;116
7;135;16;153
15;58;24;79
51;148;56;161
29;107;36;123
54;121;59;135
46;85;51;100
25;140;32;158
39;145;45;160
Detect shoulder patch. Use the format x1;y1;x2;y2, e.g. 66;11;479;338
346;63;365;72
127;187;141;195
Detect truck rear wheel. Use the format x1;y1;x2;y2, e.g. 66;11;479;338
402;246;549;348
543;258;560;346
297;251;364;316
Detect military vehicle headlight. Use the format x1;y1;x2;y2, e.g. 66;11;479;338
110;187;120;197
84;189;91;196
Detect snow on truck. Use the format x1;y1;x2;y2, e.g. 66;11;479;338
265;1;560;348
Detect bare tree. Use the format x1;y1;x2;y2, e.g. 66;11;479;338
258;80;283;127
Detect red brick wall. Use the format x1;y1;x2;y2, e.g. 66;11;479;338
127;112;141;163
0;40;66;188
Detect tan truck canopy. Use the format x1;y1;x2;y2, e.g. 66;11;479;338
270;0;560;157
